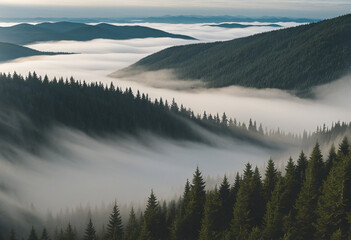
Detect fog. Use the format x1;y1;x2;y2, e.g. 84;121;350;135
0;22;348;134
0;21;350;232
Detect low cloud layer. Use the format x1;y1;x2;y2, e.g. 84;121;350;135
0;21;347;135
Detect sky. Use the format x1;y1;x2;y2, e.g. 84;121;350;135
0;0;350;18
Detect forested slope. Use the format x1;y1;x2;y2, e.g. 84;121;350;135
8;138;351;240
118;14;351;92
0;42;60;62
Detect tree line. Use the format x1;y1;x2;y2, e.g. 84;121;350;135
9;137;351;240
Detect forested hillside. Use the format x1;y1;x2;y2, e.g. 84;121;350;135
118;14;351;92
8;138;351;240
0;42;61;62
0;22;194;45
0;72;276;151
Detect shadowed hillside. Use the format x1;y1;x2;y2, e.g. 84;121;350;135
117;14;351;93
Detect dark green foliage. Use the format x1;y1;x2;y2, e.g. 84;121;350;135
13;139;351;240
28;228;38;240
64;224;76;240
338;136;349;156
296;151;308;189
229;164;264;240
183;167;206;240
315;140;351;239
0;42;59;62
123;208;140;240
263;159;279;203
106;203;123;240
0;72;276;151
199;188;222;240
0;22;193;45
84;219;96;240
218;175;234;232
122;14;351;92
294;142;324;239
139;191;162;240
40;229;50;240
325;144;337;177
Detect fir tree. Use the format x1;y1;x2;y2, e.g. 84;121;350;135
296;151;308;190
199;188;222;240
263;158;278;203
181;167;206;240
28;227;38;240
315;140;351;239
64;224;76;240
124;208;140;240
229;163;263;239
139;190;161;240
294;142;324;239
40;228;50;240
106;202;123;240
218;175;234;233
83;219;96;240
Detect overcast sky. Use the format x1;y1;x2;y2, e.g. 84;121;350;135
0;0;350;18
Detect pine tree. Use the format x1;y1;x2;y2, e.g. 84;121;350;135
296;151;308;190
106;202;123;240
9;229;16;240
181;167;206;240
294;142;324;239
64;224;76;240
263;158;278;203
28;227;38;240
230;172;241;203
325;144;337;178
218;175;233;233
338;137;349;156
139;190;161;240
229;163;263;239
40;228;50;240
124;208;140;240
84;219;96;240
262;177;285;239
170;180;191;240
315;139;351;239
199;188;222;240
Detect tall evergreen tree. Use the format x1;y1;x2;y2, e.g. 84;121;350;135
123;208;140;240
315;139;351;239
229;163;263;239
181;167;206;240
294;142;324;240
139;190;161;240
83;219;96;240
64;224;76;240
296;150;308;190
262;177;285;239
218;175;233;233
40;228;50;240
263;158;279;203
28;228;38;240
199;187;222;240
325;144;337;177
106;202;123;240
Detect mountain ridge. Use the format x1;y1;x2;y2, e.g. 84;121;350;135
116;14;351;93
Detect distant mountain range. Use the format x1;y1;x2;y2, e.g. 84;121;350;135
208;23;282;28
117;14;351;93
0;15;320;24
0;22;195;45
0;42;62;62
